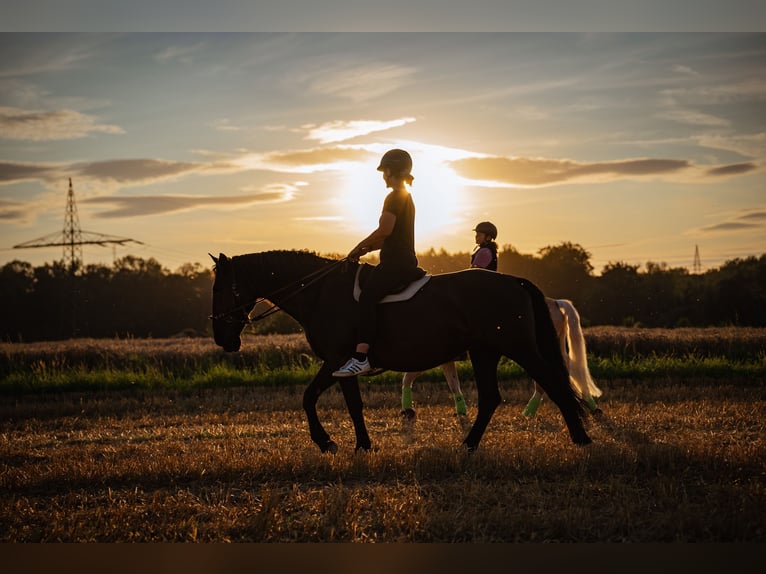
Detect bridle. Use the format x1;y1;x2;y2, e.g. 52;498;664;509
210;256;350;326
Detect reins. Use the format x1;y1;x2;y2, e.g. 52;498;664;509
211;256;350;324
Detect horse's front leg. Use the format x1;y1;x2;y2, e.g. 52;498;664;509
302;363;340;453
463;349;501;451
338;378;372;452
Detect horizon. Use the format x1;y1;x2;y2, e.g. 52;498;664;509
1;33;764;275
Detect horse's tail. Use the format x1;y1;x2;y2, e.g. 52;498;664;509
518;280;586;416
558;299;602;400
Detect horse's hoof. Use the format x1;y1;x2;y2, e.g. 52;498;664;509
591;407;604;417
321;440;339;454
400;408;416;420
574;434;592;446
355;444;374;453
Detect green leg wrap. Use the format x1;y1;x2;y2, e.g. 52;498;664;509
523;394;542;417
585;396;598;412
402;387;413;410
454;393;467;415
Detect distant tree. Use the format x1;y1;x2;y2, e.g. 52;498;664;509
587;261;641;325
535;242;594;303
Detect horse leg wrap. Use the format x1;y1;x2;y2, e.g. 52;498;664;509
454;393;467;415
402;387;413;410
585;396;598;412
523;394;542;417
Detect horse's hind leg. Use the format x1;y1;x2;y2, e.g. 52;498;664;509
463;348;501;451
523;381;544;417
518;355;591;445
441;361;467;415
401;371;421;418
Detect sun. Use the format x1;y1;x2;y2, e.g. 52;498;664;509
339;144;466;249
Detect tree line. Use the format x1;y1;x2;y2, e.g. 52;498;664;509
2;242;765;341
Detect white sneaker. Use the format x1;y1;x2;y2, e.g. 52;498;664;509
333;357;372;377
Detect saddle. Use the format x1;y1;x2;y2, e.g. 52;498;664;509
353;265;431;303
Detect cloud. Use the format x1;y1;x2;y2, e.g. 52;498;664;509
700;221;760;232
697;132;766;159
304;118;416;144
657;107;730;127
449;155;691;187
0;199;26;220
0;106;124;140
0;161;58;183
82;188;295;218
73;158;207;183
300;61;416;103
154;43;205;64
235;146;376;173
697;208;766;235
672;64;699;76
705;163;758;177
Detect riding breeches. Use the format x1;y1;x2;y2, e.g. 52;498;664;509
357;262;421;345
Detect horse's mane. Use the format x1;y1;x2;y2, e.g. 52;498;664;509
237;249;341;266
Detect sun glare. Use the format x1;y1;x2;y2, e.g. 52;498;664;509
340;145;466;249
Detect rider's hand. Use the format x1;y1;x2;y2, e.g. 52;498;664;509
347;245;366;262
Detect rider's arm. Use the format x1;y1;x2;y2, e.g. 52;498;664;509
349;211;396;259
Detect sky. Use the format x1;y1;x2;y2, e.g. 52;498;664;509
1;7;764;274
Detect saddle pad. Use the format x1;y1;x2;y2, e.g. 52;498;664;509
353;267;431;303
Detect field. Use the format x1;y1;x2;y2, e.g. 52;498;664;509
1;327;765;542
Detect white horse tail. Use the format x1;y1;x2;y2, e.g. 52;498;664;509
558;299;602;399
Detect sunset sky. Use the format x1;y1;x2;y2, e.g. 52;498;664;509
1;24;764;273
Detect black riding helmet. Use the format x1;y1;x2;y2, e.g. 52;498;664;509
377;149;412;176
473;221;498;240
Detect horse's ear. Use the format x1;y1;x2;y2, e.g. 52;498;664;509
209;253;218;264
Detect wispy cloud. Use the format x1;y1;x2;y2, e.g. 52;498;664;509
0;157;239;190
449;155;692;187
657;107;730;127
696;208;766;235
82;187;295;218
234;146;376;173
300;61;416;103
0;106;124;140
0;161;58;183
304;117;416;144
154;43;206;64
0;199;26;220
0;40;96;78
697;132;766;159
705;163;758;177
73;159;208;183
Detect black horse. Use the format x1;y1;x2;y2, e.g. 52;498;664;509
210;250;591;452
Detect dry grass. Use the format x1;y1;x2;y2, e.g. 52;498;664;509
1;378;764;542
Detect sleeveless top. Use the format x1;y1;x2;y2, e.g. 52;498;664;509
470;241;498;271
380;189;417;268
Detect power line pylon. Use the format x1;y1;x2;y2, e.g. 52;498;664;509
13;178;143;274
63;177;83;273
693;244;702;274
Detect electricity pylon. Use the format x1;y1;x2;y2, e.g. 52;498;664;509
13;178;143;274
693;244;702;274
13;178;143;337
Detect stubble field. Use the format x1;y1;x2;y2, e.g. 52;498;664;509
1;327;764;542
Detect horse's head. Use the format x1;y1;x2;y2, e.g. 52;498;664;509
210;252;253;352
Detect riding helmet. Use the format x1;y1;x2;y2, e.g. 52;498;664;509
473;221;498;240
377;149;412;175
